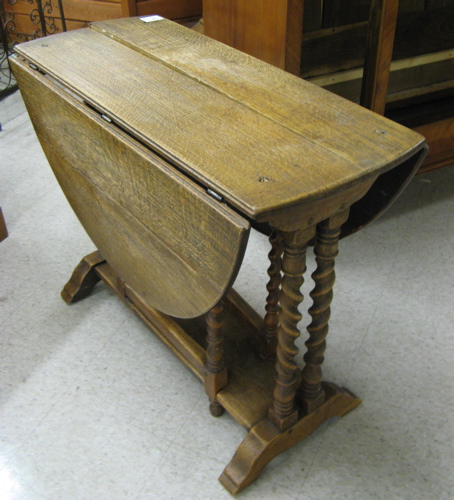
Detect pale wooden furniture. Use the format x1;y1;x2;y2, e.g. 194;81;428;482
11;17;427;494
3;0;202;42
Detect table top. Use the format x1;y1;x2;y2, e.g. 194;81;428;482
15;17;425;222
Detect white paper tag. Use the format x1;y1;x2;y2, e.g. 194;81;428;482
141;15;164;23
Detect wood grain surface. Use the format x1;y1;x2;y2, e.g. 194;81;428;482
92;18;425;170
15;21;425;224
12;59;250;318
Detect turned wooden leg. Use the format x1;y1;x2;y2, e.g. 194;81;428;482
262;230;283;355
268;227;314;431
298;210;349;413
61;251;106;304
205;300;228;417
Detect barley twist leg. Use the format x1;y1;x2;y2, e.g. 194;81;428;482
268;228;314;431
299;210;349;413
263;230;283;354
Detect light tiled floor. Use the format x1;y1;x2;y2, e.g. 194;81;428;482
1;90;453;499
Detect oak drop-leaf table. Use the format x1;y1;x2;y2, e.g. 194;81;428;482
11;17;427;494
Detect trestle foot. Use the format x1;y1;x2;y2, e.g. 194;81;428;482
220;382;361;495
61;251;105;304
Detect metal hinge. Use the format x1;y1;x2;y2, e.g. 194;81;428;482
207;189;224;203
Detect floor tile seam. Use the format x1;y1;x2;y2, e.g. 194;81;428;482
0;276;58;360
162;432;229;467
131;392;221;499
163;434;227;466
0;306;28;352
84;410;175;500
0;315;169;493
295;422;332;498
132;438;186;499
296;491;319;500
1;275;116;362
44;314;204;435
337;194;417;387
56;311;138;396
131;418;207;500
161;391;207;450
381;196;428;289
0;389;68;477
337;252;396;390
14;300;202;442
13;312;136;432
10;312;122;413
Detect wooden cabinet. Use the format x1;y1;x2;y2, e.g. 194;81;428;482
121;0;201;19
203;0;454;172
2;0;202;42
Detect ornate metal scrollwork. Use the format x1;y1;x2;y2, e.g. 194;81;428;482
1;0;66;98
1;1;16;98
